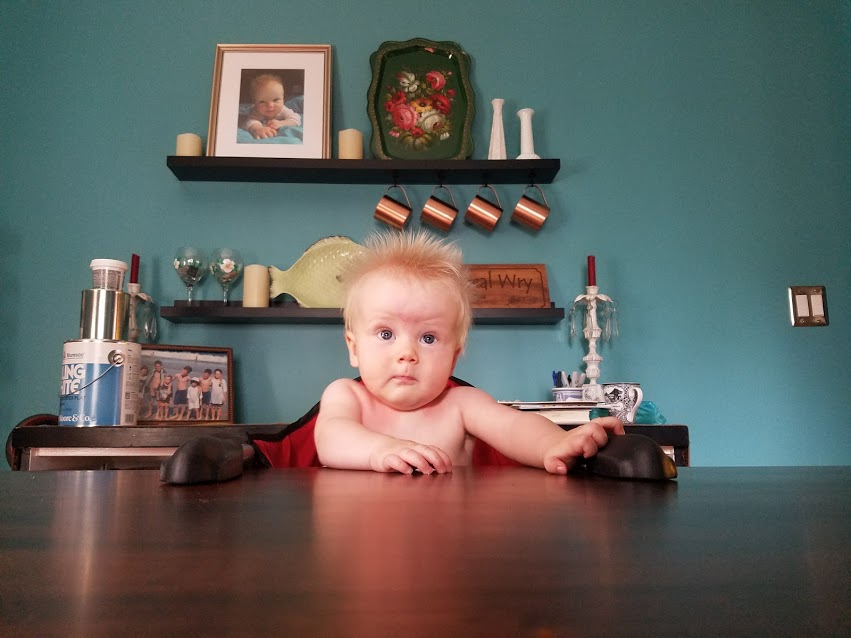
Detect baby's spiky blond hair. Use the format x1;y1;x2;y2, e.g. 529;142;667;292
343;230;475;349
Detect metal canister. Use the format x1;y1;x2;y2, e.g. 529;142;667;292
80;289;130;340
58;339;141;426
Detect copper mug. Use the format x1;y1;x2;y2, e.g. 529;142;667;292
511;184;550;231
420;185;458;232
374;185;412;229
464;185;503;232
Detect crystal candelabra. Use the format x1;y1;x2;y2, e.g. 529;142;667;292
569;256;618;402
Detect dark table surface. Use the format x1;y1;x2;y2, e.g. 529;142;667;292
7;423;690;469
1;466;848;637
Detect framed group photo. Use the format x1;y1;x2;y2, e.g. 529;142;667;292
138;345;234;425
206;43;332;159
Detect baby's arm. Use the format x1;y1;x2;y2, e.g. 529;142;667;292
267;107;302;129
267;117;299;129
314;379;452;474
459;387;624;474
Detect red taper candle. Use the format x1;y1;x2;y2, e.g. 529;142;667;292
130;254;140;284
587;255;596;286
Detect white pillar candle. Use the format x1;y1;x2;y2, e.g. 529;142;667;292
338;129;364;159
242;264;270;308
175;133;203;156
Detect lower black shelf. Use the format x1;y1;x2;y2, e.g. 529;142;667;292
160;300;565;325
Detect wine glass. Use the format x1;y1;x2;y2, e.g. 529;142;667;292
173;247;207;304
209;248;244;305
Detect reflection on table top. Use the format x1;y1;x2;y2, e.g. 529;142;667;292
1;466;849;637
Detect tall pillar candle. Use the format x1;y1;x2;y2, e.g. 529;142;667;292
242;264;270;308
587;255;596;286
338;129;364;159
175;133;203;156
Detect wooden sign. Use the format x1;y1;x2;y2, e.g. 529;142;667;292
467;264;551;308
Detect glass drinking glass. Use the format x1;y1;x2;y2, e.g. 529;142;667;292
173;246;207;304
209;248;244;305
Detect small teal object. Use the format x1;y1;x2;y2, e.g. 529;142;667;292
590;408;610;420
592;401;668;424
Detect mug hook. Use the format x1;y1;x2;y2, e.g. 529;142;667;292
478;184;502;209
385;184;412;208
431;184;457;208
523;184;548;207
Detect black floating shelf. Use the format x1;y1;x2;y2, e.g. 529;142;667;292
166;156;560;185
160;300;564;325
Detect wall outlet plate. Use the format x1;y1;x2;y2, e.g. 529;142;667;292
788;286;828;326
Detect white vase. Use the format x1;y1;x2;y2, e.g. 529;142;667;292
516;108;540;160
488;99;507;160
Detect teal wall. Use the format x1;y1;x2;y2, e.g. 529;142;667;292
1;0;848;467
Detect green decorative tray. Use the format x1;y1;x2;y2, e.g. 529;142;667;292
367;38;475;160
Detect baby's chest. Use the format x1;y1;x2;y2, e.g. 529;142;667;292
365;408;470;457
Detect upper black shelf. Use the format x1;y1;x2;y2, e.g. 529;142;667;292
166;156;560;185
160;300;564;325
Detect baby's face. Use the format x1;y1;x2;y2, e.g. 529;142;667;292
345;273;461;411
253;81;284;117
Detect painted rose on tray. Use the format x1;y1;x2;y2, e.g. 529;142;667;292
382;68;457;151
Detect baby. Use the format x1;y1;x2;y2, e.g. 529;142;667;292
315;231;624;475
241;74;302;139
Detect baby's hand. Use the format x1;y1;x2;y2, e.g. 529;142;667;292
251;126;277;139
542;416;625;475
370;442;453;475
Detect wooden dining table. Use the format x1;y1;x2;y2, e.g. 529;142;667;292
1;466;848;637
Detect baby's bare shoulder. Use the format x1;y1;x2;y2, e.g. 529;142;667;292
323;378;386;408
320;378;365;403
318;379;373;423
323;377;359;392
319;377;345;395
444;384;497;407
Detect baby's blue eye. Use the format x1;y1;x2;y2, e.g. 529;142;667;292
379;329;393;340
421;333;437;345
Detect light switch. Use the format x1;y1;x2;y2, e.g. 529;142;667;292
788;286;828;326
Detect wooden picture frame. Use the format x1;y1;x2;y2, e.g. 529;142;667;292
138;345;234;425
207;44;332;159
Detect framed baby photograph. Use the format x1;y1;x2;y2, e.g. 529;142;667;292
138;344;234;425
206;44;332;159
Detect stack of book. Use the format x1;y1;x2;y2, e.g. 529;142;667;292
499;400;607;425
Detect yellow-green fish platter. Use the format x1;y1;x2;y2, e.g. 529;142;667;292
269;236;366;308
